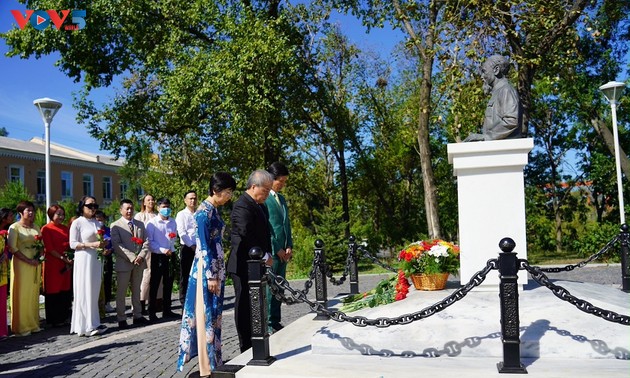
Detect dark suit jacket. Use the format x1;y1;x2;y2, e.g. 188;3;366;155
228;192;271;277
111;217;149;272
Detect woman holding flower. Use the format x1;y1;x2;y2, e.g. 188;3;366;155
41;205;72;327
0;207;14;340
69;196;107;336
135;194;159;315
8;201;42;336
178;172;236;376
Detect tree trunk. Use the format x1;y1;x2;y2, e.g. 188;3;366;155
392;0;442;239
417;69;441;239
591;117;630;179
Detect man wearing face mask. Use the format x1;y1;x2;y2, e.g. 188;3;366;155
146;198;179;321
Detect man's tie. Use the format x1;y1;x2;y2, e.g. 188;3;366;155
273;193;282;207
128;221;134;236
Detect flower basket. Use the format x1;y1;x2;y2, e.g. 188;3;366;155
410;273;449;291
399;239;459;290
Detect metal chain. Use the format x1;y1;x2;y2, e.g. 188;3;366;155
267;265;317;305
325;251;352;286
357;245;398;273
267;259;497;327
521;260;630;325
540;234;619;273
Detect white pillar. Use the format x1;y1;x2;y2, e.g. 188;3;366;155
447;139;533;288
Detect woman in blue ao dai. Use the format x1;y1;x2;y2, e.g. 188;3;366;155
177;172;236;377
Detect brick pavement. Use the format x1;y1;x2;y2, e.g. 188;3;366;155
0;265;623;377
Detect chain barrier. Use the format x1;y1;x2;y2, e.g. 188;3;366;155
266;259;497;327
521;260;630;325
324;251;353;286
540;234;619;273
267;265;318;305
357;245;398;273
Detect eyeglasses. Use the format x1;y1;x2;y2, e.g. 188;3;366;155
85;204;99;210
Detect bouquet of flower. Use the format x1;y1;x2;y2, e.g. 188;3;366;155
398;239;460;277
168;231;177;252
60;244;74;274
96;228;105;257
131;236;144;255
33;234;46;264
0;230;7;279
340;271;410;312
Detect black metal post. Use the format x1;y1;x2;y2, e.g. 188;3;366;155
348;235;359;294
247;247;276;366
620;224;630;293
496;238;527;374
313;239;329;320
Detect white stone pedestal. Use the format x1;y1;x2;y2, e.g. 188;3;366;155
447;138;533;288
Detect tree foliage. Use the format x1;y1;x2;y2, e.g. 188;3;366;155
2;0;629;259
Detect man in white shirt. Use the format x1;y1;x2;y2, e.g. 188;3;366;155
146;197;179;321
175;190;197;305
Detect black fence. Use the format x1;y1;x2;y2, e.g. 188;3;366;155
216;224;630;376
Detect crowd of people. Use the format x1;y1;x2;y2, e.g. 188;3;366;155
0;163;294;378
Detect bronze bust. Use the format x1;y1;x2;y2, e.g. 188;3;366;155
464;55;522;142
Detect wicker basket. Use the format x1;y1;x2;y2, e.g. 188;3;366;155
410;273;449;291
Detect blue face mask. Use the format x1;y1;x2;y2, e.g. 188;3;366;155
159;208;172;217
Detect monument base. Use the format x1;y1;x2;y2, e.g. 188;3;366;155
448;139;534;287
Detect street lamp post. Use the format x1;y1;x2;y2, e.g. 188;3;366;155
599;81;629;293
599;81;627;224
33;98;62;215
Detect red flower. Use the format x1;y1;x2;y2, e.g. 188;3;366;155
168;232;177;239
97;228;106;236
131;237;143;245
0;230;7;236
34;234;43;241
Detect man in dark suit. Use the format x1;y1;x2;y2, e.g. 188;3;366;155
228;169;273;352
111;199;150;329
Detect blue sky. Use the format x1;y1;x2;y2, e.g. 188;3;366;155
0;1;402;155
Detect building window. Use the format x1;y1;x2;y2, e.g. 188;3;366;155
120;181;128;198
36;171;46;203
61;171;73;199
9;165;24;183
83;174;93;196
102;176;112;200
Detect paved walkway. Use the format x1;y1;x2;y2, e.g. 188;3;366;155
0;264;624;377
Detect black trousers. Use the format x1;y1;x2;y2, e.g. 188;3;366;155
231;273;252;352
178;245;195;304
103;254;114;303
149;253;174;315
44;290;71;325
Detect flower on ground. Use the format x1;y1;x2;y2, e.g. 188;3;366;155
340;270;411;312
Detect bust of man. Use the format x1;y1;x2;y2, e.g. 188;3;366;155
464;55;522;142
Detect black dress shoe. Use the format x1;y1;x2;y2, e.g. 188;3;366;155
149;314;158;322
118;321;128;330
163;311;179;319
133;317;149;326
271;323;284;331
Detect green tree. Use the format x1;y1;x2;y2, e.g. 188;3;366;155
0;181;33;211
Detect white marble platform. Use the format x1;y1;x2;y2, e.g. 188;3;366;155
229;280;630;377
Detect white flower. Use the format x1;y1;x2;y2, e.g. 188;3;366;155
429;244;449;257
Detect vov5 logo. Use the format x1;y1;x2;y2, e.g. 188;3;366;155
10;9;86;31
